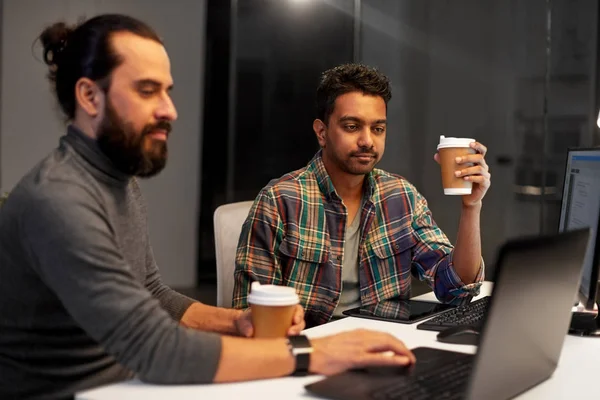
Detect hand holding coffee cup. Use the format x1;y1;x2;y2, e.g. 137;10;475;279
435;136;491;205
247;282;302;338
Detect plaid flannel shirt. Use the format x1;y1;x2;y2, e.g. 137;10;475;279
232;151;484;327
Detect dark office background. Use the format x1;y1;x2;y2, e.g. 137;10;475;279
1;0;599;300
198;0;356;284
196;0;600;291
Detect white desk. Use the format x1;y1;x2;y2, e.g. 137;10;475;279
77;283;600;399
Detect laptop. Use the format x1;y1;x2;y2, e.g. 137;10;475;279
305;228;591;400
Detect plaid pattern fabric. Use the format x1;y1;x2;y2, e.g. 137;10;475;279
367;301;412;320
233;151;483;327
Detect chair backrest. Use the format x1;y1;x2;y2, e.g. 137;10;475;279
213;201;254;308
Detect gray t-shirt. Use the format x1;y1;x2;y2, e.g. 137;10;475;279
333;209;362;318
0;126;222;399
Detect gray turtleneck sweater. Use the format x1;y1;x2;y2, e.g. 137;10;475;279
0;126;222;399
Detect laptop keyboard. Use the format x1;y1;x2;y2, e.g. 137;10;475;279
370;356;473;400
416;296;491;332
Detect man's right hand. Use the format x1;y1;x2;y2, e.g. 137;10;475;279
309;329;416;375
214;328;416;382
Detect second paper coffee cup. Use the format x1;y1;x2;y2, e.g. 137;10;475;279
247;282;299;338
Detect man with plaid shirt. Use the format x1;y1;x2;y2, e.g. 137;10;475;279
233;64;491;328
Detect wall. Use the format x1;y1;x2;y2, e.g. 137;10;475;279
360;0;597;275
0;0;206;286
360;0;508;273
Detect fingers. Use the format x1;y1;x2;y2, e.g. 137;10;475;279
287;320;306;335
287;325;304;335
371;336;416;364
240;323;253;337
287;305;306;335
470;141;487;156
357;353;413;368
236;309;254;337
455;165;490;179
293;305;305;324
463;175;491;187
437;142;487;167
358;330;416;363
287;326;301;335
455;153;488;170
310;330;417;376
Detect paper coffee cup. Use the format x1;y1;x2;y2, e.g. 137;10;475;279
437;135;476;195
248;282;299;338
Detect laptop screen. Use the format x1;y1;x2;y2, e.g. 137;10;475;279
558;149;600;302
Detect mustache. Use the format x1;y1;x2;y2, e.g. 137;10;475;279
143;120;172;136
350;150;377;157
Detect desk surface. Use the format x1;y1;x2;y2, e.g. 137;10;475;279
77;283;600;399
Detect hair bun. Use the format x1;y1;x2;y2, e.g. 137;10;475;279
40;22;73;67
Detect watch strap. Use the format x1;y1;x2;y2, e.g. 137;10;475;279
287;334;312;376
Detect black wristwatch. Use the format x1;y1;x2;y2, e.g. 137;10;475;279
286;335;313;376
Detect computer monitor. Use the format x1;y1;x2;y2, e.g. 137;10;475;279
558;148;600;335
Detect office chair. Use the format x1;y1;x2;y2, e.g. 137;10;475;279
213;201;254;308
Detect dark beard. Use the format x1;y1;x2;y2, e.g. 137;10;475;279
96;101;171;178
325;138;379;176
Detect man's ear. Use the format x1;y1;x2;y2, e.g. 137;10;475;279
74;77;103;118
313;119;327;148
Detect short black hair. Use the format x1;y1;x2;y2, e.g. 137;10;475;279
39;14;162;120
316;63;392;124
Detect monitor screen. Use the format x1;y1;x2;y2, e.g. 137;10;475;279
558;149;600;309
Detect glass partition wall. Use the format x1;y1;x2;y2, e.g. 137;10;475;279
198;0;599;282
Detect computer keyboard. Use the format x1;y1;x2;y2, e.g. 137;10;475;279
370;355;473;400
416;296;490;332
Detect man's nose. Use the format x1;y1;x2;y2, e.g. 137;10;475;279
155;95;178;121
357;128;374;149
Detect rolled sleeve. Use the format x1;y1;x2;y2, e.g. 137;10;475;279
434;252;485;303
409;187;485;304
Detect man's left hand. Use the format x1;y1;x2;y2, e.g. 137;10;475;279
434;141;491;207
235;304;306;337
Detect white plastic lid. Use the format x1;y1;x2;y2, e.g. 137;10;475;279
247;282;299;306
437;135;475;149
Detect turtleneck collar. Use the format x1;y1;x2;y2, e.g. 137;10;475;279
61;125;132;186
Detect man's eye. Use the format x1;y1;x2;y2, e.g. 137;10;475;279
139;89;155;97
373;127;386;134
345;125;358;131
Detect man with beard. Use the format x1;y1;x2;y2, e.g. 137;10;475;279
0;15;416;399
233;64;491;328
